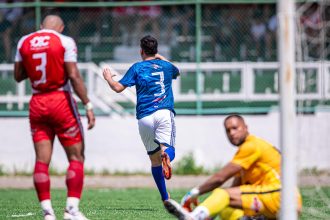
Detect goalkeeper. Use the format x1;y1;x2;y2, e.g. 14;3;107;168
166;114;302;220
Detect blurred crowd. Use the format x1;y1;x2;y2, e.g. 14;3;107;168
1;1;330;63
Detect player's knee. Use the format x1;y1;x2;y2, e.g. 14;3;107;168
149;151;162;166
68;155;85;162
65;144;85;162
33;161;50;183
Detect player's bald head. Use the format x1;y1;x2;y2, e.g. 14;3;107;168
41;15;64;33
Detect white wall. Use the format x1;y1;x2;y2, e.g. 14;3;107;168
0;111;329;173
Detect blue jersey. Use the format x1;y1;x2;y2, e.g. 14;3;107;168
119;59;180;119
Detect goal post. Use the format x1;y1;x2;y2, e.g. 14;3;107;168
278;0;298;219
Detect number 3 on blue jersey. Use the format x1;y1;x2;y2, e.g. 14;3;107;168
152;71;165;96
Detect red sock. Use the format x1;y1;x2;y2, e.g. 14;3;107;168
33;161;50;201
66;160;84;198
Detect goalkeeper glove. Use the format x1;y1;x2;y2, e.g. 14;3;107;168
181;187;200;211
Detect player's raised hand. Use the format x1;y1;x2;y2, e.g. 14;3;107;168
155;53;169;62
181;187;200;211
103;67;116;81
102;67;126;93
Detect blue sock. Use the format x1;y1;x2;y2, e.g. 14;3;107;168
151;165;168;201
165;146;175;162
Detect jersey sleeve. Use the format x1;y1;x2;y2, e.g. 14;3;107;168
231;142;261;170
171;64;180;79
61;36;78;62
119;65;136;87
14;35;29;62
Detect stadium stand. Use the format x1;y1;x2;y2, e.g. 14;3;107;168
0;1;329;116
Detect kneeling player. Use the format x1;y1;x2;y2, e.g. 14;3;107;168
165;114;302;220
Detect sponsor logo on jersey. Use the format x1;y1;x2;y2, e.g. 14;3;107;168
152;64;161;69
30;36;50;50
251;196;263;212
64;125;80;137
153;95;166;103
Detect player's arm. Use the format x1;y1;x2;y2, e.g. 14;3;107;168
103;67;126;93
65;62;95;130
155;53;169;62
14;62;28;82
231;175;242;187
198;162;242;194
155;53;181;78
181;162;242;207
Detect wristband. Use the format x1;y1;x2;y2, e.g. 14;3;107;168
84;102;93;111
190;187;200;197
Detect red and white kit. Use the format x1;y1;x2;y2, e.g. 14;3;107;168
15;29;83;146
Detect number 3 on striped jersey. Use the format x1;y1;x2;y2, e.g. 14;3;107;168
32;52;47;86
152;71;165;96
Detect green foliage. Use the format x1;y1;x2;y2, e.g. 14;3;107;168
300;167;330;176
174;152;208;175
12;166;32;176
0;164;5;176
84;168;96;176
48;166;65;176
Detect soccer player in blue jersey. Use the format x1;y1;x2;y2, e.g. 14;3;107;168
103;35;179;208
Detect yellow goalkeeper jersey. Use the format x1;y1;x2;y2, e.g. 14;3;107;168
231;134;281;186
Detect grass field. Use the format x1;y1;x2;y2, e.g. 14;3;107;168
0;188;329;219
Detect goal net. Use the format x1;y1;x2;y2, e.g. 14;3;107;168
295;1;330;219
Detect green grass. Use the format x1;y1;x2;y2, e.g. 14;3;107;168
0;188;186;220
0;187;329;219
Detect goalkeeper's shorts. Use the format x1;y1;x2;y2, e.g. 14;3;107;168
240;184;302;219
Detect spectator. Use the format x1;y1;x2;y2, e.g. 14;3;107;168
111;3;138;45
300;3;323;59
164;5;194;45
249;10;267;60
0;0;23;62
67;2;107;43
265;13;277;60
135;2;162;45
212;6;238;61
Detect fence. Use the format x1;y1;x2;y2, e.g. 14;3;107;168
0;0;329;115
1;61;329;116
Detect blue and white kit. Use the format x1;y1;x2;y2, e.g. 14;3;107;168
119;59;180;154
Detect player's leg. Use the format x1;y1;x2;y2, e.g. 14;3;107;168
191;186;277;220
165;187;237;220
219;207;244;220
30;96;56;220
62;142;88;220
138;113;170;201
154;109;176;180
160;144;173;180
149;150;170;201
53;91;88;220
239;184;281;219
33;139;56;220
188;188;235;219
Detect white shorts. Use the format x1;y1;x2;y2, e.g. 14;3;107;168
138;109;176;155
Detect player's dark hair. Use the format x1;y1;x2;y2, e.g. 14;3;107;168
224;114;245;124
140;35;158;55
